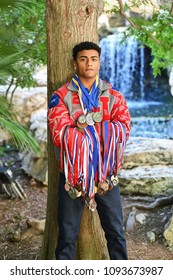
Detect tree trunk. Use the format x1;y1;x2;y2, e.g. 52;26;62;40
40;0;107;260
77;205;109;259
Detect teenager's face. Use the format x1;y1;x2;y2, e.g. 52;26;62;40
74;49;100;80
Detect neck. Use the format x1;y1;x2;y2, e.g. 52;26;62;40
78;77;96;91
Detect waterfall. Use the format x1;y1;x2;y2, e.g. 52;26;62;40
99;33;173;139
99;33;145;100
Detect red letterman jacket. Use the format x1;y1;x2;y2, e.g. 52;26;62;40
47;79;131;173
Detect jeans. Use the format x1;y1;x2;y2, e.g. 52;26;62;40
55;173;128;260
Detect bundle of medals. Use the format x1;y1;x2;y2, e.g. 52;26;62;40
64;175;119;211
62;113;126;211
77;112;102;128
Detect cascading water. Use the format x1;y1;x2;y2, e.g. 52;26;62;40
99;33;145;100
99;33;173;139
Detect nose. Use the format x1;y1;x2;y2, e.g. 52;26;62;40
87;59;92;66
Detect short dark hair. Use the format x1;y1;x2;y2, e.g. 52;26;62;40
72;41;101;60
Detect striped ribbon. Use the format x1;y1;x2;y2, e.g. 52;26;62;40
62;121;127;203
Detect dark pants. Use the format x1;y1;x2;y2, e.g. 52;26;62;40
55;173;128;260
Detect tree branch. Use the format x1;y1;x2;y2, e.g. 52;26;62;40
117;0;162;46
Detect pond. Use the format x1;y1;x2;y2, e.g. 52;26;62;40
128;101;173;139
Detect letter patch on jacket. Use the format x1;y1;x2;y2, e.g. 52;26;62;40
49;94;60;109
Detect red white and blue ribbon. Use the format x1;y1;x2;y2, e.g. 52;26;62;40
61;76;127;204
62;121;127;201
72;75;99;111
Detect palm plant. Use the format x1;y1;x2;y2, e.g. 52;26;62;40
0;0;46;154
0;96;40;154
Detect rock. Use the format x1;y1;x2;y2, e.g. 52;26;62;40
108;14;125;28
30;109;47;142
29;178;37;188
123;137;173;167
33;66;47;86
14;87;46;125
125;207;136;232
20;109;48;185
8;228;22;242
0;84;47;126
147;231;156;242
119;137;173;196
20;142;48;185
21;218;45;240
136;213;147;224
27;218;45;233
163;216;173;249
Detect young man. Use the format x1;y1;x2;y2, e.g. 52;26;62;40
48;41;131;260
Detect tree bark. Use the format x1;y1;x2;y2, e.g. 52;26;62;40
40;0;107;260
77;205;109;259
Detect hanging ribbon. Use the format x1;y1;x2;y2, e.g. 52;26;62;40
62;121;127;203
72;75;99;111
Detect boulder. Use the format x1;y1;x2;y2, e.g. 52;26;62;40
119;137;173;196
20;109;48;185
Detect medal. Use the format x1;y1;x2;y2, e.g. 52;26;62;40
78;115;86;124
64;182;71;192
111;175;119;187
92;112;102;123
68;186;81;199
86;113;94;126
77;121;87;129
97;181;109;196
89;198;97;211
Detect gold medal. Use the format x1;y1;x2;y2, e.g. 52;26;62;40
92;112;102;123
78;114;86;124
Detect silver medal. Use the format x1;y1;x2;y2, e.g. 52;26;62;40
86;113;94;125
92;112;102;123
111;175;119;187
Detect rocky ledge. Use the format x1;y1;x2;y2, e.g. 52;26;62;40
119;137;173;196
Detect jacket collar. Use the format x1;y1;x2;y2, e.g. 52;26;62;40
67;79;112;94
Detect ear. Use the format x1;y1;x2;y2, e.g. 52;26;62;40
71;59;77;70
73;64;77;71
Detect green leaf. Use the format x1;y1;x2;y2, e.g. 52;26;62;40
0;96;40;154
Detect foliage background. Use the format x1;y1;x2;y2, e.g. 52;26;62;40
0;0;46;92
0;0;46;153
0;0;172;152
